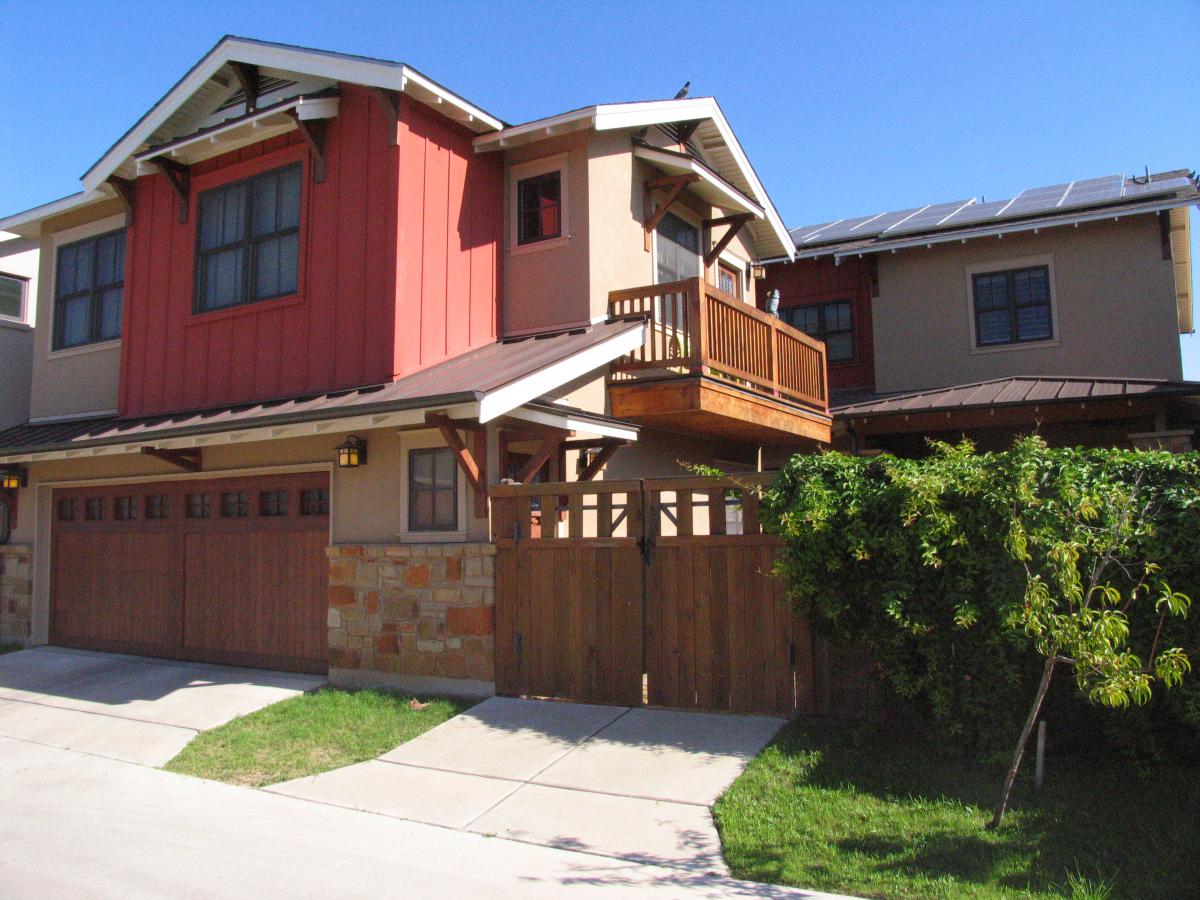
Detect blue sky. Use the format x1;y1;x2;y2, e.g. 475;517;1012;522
2;0;1197;375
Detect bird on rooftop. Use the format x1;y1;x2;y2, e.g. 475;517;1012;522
674;81;690;99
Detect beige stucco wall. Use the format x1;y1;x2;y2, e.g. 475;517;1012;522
0;233;38;429
873;214;1183;393
29;207;127;420
500;132;591;336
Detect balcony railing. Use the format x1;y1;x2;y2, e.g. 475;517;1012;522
608;278;828;412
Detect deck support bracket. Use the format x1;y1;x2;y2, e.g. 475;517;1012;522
644;174;701;251
140;447;202;472
231;62;261;113
151;157;191;224
107;176;137;227
574;439;628;482
517;433;563;484
371;88;401;146
428;413;488;518
287;111;327;182
703;212;755;268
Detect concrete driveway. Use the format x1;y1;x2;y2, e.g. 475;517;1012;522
0;646;325;765
268;696;784;874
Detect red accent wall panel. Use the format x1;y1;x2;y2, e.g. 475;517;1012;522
393;96;503;379
119;84;502;417
760;257;876;392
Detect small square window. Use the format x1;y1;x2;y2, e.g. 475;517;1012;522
57;499;76;521
221;491;249;518
409;448;458;532
259;490;289;517
186;493;211;519
145;495;169;520
516;171;562;245
0;273;27;321
85;498;104;521
115;496;136;520
300;488;329;516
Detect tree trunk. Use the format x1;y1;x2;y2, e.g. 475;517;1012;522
988;656;1057;830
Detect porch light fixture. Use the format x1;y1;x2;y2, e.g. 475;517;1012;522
1;466;27;490
751;264;766;280
336;436;368;468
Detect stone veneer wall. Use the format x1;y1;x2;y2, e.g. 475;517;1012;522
0;544;33;644
326;543;496;692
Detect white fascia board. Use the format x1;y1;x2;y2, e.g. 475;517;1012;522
814;196;1200;262
0;190;112;238
633;145;765;217
591;98;715;131
474;107;599;151
477;324;646;424
133;96;339;162
83;37;503;192
505;406;639;442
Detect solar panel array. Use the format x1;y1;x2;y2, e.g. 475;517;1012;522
791;174;1195;247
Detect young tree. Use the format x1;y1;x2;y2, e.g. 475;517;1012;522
989;442;1191;828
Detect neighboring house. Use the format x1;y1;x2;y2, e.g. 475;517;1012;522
0;38;828;680
0;231;37;430
760;171;1199;456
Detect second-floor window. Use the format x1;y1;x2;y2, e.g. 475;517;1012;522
196;163;301;313
0;273;28;323
716;262;741;299
516;172;562;245
972;265;1053;347
53;230;125;350
782;300;854;363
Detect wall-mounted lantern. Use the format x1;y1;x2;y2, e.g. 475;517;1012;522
336;436;368;469
1;466;27;491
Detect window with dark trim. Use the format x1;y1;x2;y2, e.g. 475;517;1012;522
115;496;136;521
409;448;457;532
716;262;741;299
516;172;562;245
195;164;301;312
221;491;249;518
972;265;1053;347
84;498;104;521
186;494;211;519
0;273;28;322
57;499;76;522
259;490;289;517
300;488;329;516
781;300;854;362
145;495;169;520
53;230;125;349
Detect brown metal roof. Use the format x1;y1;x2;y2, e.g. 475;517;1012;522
0;322;641;456
835;376;1200;419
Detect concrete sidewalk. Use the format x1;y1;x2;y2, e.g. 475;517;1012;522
0;647;324;765
268;696;784;874
0;735;849;899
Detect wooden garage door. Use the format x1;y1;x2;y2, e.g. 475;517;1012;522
51;473;329;673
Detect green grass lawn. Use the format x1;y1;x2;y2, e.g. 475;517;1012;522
164;688;472;787
715;718;1199;899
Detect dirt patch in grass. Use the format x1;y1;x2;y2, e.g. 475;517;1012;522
164;688;473;787
714;717;1199;899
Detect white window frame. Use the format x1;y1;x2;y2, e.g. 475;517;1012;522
398;430;468;542
0;272;29;325
965;253;1060;355
508;153;570;256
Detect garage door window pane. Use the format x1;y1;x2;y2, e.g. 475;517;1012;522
85;498;104;521
115;497;136;520
300;488;328;516
145;495;169;519
58;499;76;521
259;491;289;517
222;491;249;518
186;494;211;519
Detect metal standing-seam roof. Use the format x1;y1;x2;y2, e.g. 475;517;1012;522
0;321;644;459
834;376;1200;419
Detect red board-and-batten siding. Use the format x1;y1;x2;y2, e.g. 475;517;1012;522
119;85;503;417
760;256;876;392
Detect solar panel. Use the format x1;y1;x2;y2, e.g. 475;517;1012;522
883;199;976;237
790;172;1194;249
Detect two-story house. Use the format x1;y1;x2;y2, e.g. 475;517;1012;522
0;38;829;688
760;171;1199;456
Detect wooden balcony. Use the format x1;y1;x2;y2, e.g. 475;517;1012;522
607;278;831;446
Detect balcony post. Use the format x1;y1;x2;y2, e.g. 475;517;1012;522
689;277;708;375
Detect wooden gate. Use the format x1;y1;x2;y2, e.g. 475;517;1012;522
491;475;821;715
